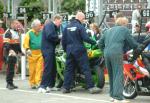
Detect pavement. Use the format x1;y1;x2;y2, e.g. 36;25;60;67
0;72;150;103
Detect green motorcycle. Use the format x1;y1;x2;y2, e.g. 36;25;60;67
55;44;105;89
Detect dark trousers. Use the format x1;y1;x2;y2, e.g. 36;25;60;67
104;54;124;100
63;51;94;90
40;52;57;88
6;56;17;85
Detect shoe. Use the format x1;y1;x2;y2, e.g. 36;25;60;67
12;84;18;89
62;88;71;93
31;86;37;89
110;97;114;102
88;87;102;94
6;84;15;90
38;87;49;93
113;99;130;103
36;84;40;89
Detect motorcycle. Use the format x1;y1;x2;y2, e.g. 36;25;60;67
123;50;150;99
55;45;105;89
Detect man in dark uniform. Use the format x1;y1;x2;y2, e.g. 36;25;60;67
3;20;23;90
61;11;101;94
38;15;62;93
99;17;138;103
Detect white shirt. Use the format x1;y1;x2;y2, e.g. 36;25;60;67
132;9;141;22
3;29;20;39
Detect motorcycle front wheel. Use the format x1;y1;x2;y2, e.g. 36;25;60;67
123;76;137;99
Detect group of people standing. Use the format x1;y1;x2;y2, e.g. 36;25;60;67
22;11;102;94
2;4;149;103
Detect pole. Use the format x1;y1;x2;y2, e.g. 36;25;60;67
24;13;27;33
53;0;57;15
21;13;27;80
48;0;51;13
148;0;150;8
21;54;26;80
7;0;10;13
98;0;103;23
11;0;14;18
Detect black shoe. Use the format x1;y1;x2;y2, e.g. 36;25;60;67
6;84;15;90
12;84;18;89
62;88;71;93
31;86;37;89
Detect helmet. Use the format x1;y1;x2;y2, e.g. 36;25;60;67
145;21;150;32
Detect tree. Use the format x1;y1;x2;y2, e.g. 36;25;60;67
19;0;44;22
61;0;85;14
0;0;4;18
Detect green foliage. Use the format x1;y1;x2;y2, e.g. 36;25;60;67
0;1;4;18
19;0;44;22
61;0;85;14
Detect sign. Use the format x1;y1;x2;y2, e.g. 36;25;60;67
42;13;51;20
18;7;26;14
62;14;68;21
59;13;68;21
85;11;95;19
141;9;150;17
86;0;99;16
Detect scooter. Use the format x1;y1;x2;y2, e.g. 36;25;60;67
123;50;150;99
55;45;105;89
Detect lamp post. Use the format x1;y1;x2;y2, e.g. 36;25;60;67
98;0;103;23
48;0;52;13
148;0;150;8
7;0;10;13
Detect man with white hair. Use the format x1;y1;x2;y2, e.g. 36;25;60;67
23;19;43;89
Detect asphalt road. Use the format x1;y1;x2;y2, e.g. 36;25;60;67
0;73;149;103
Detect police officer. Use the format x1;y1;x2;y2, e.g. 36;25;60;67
99;17;138;103
38;15;62;93
61;11;101;94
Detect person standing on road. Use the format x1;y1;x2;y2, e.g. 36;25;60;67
98;17;138;103
23;19;43;89
61;11;101;94
38;15;62;93
0;19;5;71
3;20;23;90
131;4;142;34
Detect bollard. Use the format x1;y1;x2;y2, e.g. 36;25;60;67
21;55;26;80
21;34;26;80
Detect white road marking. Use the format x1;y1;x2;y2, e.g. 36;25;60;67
0;87;111;103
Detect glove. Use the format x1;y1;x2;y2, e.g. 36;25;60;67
132;44;145;60
58;35;62;39
26;49;32;56
8;49;16;56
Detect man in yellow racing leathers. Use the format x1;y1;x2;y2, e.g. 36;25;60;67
23;19;43;89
